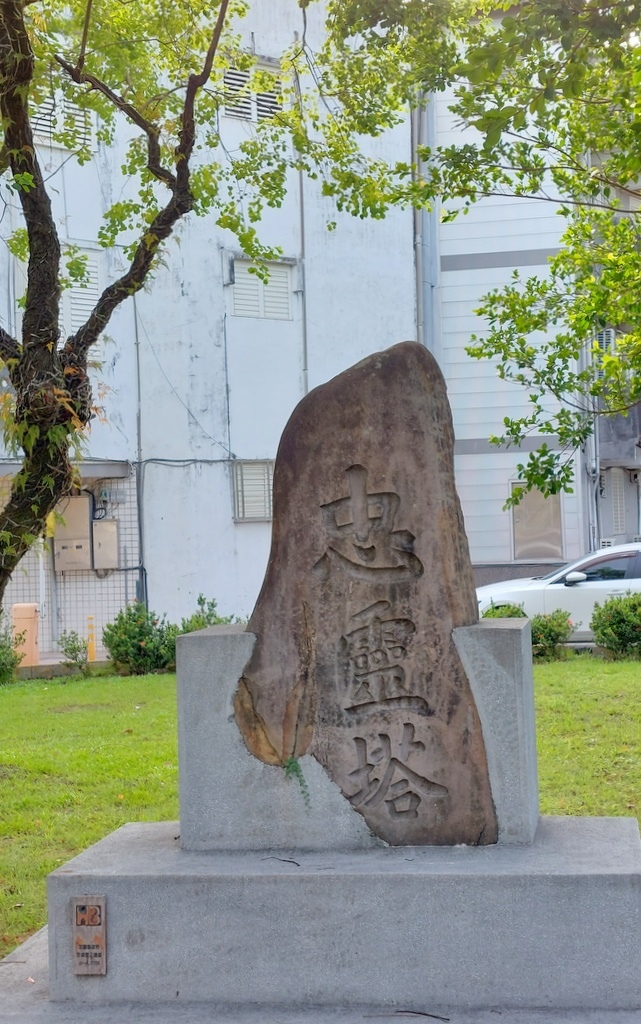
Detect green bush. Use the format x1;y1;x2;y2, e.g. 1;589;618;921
0;619;24;685
482;603;572;659
530;609;573;659
591;593;641;657
161;595;236;667
102;596;236;675
58;629;90;677
102;603;175;675
482;602;527;618
180;594;234;633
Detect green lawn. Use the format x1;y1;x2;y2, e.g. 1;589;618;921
0;674;178;958
1;657;640;958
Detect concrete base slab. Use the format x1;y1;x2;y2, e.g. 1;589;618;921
46;816;641;1010
3;928;641;1024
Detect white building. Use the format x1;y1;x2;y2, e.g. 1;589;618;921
1;2;638;657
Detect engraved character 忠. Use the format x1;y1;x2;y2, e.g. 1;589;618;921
313;465;424;583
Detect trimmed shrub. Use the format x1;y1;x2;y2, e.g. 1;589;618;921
0;618;24;685
58;629;90;677
591;593;641;657
102;603;175;675
530;609;573;659
482;602;527;618
179;594;234;633
482;603;572;659
160;595;236;668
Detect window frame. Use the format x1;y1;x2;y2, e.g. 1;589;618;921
232;460;275;522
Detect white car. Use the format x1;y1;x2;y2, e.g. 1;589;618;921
476;542;641;642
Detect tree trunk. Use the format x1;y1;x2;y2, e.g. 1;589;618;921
0;436;73;610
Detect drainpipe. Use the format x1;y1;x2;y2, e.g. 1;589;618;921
411;105;424;348
132;293;146;605
411;98;441;360
297;166;309;395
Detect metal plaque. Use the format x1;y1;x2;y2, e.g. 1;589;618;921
72;895;106;975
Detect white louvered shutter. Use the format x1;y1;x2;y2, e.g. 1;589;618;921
60;254;100;340
263;264;290;320
256;86;281;120
611;468;626;535
32;96;91;149
232;261;291;320
232;262;261;317
233;461;274;520
595;328;616;378
224;69;252;119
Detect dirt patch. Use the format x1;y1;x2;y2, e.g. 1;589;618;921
52;703;114;713
0;764;28;779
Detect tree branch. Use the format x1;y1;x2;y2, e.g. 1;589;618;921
0;0;60;362
54;55;177;190
0;324;20;365
60;0;232;365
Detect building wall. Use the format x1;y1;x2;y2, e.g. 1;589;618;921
1;2;632;653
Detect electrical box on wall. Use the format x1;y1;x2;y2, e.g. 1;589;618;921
53;495;92;571
92;520;119;570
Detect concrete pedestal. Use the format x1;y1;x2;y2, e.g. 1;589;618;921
44;625;641;1012
47;816;641;1009
177;621;538;849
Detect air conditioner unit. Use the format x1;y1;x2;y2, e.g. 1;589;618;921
600;538;615;548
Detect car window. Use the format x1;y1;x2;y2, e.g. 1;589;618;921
628;553;641;579
574;554;635;581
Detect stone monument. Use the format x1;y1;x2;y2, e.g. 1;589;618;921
236;341;497;845
43;341;641;1014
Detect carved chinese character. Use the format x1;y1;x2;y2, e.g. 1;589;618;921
348;723;447;819
313;465;424;583
341;600;425;711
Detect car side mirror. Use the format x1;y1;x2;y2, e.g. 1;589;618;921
565;571;587;586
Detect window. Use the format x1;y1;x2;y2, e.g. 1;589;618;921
233;461;274;521
223;69;281;121
232;260;292;320
610;467;626;535
594;328;616;379
32;94;92;150
570;554;635;582
511;484;562;560
59;254;101;340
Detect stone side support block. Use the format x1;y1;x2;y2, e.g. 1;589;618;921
454;619;539;844
176;625;382;851
47;817;641;1009
178;621;538;850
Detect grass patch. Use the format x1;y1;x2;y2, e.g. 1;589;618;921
534;655;641;819
0;674;177;958
1;656;640;958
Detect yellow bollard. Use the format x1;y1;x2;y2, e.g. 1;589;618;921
87;615;96;663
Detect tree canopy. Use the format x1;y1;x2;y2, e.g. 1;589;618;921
319;0;641;501
0;0;400;604
0;0;640;604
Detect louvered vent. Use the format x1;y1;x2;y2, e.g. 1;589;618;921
60;254;100;340
232;262;261;317
32;95;91;149
595;328;616;379
233;461;274;520
256;86;281;120
224;68;281;120
610;467;626;535
232;261;291;320
224;69;252;119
